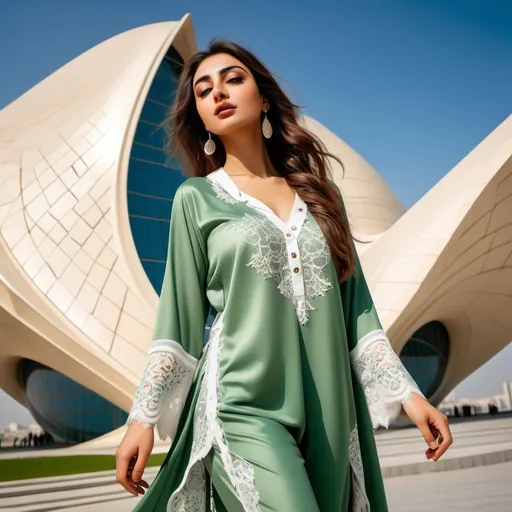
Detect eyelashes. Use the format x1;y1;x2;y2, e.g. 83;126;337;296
198;77;244;97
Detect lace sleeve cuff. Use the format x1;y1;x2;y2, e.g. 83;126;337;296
349;329;425;429
127;339;199;441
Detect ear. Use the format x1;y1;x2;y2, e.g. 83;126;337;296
261;96;270;112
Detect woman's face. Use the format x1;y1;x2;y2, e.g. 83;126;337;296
193;53;266;137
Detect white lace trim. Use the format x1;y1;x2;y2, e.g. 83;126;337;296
295;218;333;323
127;339;198;442
226;214;332;325
350;330;425;429
168;315;261;511
210;178;239;204
348;425;370;512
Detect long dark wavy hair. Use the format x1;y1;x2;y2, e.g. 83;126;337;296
165;39;355;283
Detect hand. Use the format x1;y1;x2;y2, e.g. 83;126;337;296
115;421;154;496
402;392;453;462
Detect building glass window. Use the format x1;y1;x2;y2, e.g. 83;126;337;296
400;321;450;399
127;46;186;295
18;359;128;445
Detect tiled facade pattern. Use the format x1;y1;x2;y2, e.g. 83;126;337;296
0;22;183;384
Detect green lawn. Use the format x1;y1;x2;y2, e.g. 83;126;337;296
0;453;166;482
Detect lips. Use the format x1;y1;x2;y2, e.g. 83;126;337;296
215;103;236;116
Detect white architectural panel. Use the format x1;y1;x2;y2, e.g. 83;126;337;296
0;16;197;412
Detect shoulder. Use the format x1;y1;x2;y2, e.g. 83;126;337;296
174;177;211;205
175;176;209;196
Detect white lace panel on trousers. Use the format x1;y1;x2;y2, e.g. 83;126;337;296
349;330;425;429
227;214;332;325
168;315;261;512
348;425;370;512
127;339;198;442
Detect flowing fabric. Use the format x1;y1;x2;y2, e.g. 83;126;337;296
128;167;424;511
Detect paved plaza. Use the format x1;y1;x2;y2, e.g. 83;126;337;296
1;417;511;511
385;461;512;512
3;462;510;512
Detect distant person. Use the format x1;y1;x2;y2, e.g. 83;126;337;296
115;39;453;511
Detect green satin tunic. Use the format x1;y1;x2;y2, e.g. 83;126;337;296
128;167;423;512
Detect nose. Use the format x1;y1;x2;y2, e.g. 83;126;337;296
212;85;228;102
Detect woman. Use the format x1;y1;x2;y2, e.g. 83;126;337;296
115;39;453;511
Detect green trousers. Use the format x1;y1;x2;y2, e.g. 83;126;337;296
203;412;322;512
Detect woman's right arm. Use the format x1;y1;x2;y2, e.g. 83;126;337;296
115;182;210;495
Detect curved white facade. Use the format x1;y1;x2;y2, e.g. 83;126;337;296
0;17;197;417
0;15;510;439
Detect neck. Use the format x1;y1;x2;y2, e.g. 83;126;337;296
219;121;276;178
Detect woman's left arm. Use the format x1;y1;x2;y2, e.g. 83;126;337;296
341;255;453;461
331;180;453;461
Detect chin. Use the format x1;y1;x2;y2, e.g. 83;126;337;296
213;116;256;137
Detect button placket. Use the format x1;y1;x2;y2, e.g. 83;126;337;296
211;168;309;300
285;230;305;299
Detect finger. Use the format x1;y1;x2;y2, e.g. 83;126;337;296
116;453;138;496
416;420;438;452
132;448;151;484
127;470;149;489
124;474;146;495
424;425;441;456
433;420;453;461
125;474;148;494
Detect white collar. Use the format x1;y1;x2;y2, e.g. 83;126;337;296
207;167;308;234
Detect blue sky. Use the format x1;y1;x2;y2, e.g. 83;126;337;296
0;0;511;424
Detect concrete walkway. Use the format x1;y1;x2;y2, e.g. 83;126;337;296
0;468;159;512
377;415;512;477
2;462;511;512
385;461;512;512
1;416;511;511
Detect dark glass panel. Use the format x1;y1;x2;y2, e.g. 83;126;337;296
131;143;168;166
127;192;172;220
18;360;128;445
129;216;170;262
133;122;167;148
127;158;183;199
400;321;450;399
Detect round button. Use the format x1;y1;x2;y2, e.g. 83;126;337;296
286;232;292;238
291;252;297;258
291;226;297;231
298;207;303;212
293;267;300;273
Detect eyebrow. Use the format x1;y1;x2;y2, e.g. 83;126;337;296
193;65;247;88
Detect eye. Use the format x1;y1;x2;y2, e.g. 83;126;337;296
198;87;211;98
227;76;243;83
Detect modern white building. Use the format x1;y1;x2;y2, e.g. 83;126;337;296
0;14;511;443
438;381;512;415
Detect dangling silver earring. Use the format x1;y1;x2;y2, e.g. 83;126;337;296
262;109;273;139
204;131;216;155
